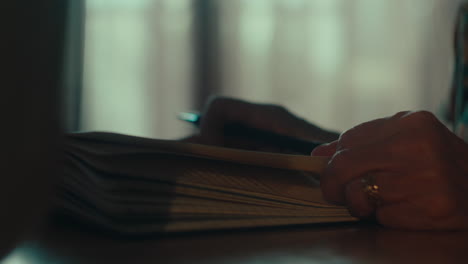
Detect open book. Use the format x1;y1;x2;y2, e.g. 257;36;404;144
59;132;356;235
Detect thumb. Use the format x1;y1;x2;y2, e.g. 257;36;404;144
311;141;338;157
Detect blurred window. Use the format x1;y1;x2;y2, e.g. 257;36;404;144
82;0;457;138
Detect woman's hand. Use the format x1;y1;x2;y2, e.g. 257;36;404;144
184;97;339;152
312;111;468;230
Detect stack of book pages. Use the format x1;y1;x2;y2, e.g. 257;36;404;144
59;132;355;235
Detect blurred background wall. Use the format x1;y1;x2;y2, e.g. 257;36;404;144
80;0;460;139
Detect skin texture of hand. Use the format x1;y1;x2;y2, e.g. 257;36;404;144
311;111;468;230
184;97;339;152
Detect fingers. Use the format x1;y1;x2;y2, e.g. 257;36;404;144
320;145;397;204
310;141;338;156
345;177;376;218
317;111;468;230
198;96;338;147
341;171;415;218
319;112;412;204
310;114;400;157
337;111;410;150
198;97;253;145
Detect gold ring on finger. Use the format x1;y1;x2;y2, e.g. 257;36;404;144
361;175;381;205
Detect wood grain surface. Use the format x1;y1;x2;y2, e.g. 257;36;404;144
5;220;468;264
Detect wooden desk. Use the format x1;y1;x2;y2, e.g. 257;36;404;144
4;221;468;264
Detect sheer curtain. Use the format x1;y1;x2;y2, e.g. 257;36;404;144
82;0;195;138
216;0;457;131
82;0;460;138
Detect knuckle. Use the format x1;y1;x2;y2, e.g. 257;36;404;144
393;111;411;119
337;125;365;148
403;110;439;126
396;111;445;155
415;110;438;121
338;131;352;147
